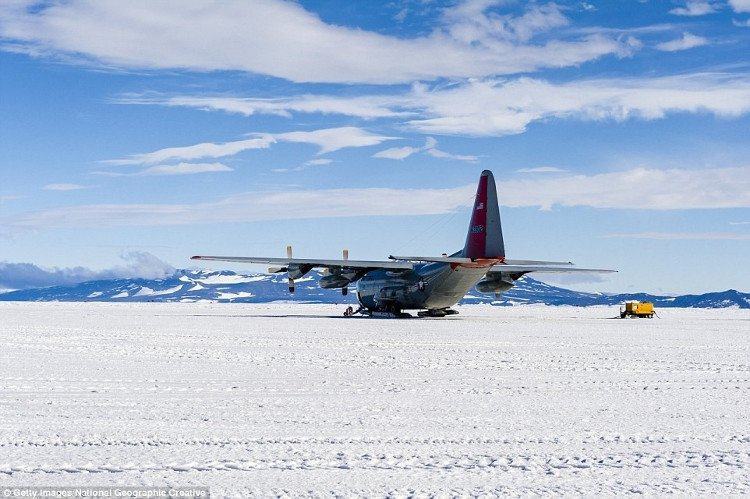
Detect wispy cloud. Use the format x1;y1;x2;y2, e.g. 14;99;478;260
304;158;333;167
5;166;750;230
105;136;275;166
604;232;750;240
655;32;708;52
42;183;89;191
2;186;478;230
105;128;395;167
136;73;750;137
669;1;719;16
117;94;407;120
94;162;233;177
373;137;477;162
403;73;750;136
499;166;750;210
572;23;678;36
373;146;423;161
0;251;174;290
729;0;750;13
139;162;232;176
272;158;334;173
0;0;635;84
729;221;750;225
516;166;568;173
277;128;395;155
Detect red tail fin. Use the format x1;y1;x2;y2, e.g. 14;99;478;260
463;170;505;260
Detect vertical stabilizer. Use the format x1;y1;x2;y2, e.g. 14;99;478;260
463;170;505;259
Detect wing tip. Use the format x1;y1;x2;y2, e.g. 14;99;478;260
190;255;202;260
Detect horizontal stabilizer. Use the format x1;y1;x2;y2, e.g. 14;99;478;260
503;259;573;266
489;264;616;274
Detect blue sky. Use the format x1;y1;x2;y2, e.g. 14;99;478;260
1;0;749;294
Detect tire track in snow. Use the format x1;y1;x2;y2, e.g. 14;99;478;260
2;435;749;448
2;450;749;476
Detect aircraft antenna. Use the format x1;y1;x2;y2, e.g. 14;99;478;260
395;191;475;257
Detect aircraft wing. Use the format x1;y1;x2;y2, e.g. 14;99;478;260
390;255;574;266
489;264;616;274
191;255;413;270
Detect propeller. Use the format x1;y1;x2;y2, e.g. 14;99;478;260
287;245;295;293
342;248;349;296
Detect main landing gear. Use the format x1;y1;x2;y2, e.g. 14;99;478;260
343;305;411;318
344;306;458;318
417;308;459;318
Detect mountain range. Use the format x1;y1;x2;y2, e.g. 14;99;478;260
1;269;748;309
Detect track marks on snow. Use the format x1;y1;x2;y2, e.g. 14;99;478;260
3;450;748;476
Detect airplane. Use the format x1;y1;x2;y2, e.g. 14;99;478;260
191;170;615;317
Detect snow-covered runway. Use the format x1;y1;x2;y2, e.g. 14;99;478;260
1;302;748;496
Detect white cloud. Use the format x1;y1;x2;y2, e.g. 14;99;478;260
106;127;394;167
729;0;750;13
732;18;750;26
669;1;718;16
118;94;407;120
4;186;478;229
273;158;334;173
403;73;750;136
0;0;634;84
499;166;750;210
105;136;275;166
0;251;174;290
0;195;23;202
655;32;708;51
96;162;233;177
729;221;750;225
424;148;478;161
141;73;750;137
373;146;423;160
424;137;479;161
579;2;597;12
604;232;750;240
373;137;477;162
42;183;89;191
276;128;395;155
305;158;333;167
443;1;569;44
140;162;233;176
6;166;750;230
516;167;568;173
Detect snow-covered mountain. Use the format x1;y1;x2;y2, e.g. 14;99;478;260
1;269;748;308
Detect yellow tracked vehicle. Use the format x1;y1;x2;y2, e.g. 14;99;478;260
620;301;655;318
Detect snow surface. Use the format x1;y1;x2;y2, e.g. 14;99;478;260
133;286;155;297
215;291;255;300
0;302;748;496
196;274;269;285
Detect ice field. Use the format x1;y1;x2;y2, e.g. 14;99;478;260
1;302;749;496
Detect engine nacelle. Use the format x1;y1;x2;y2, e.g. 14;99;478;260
476;273;515;294
320;274;354;289
287;264;313;280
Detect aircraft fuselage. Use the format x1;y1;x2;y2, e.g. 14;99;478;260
355;260;491;313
